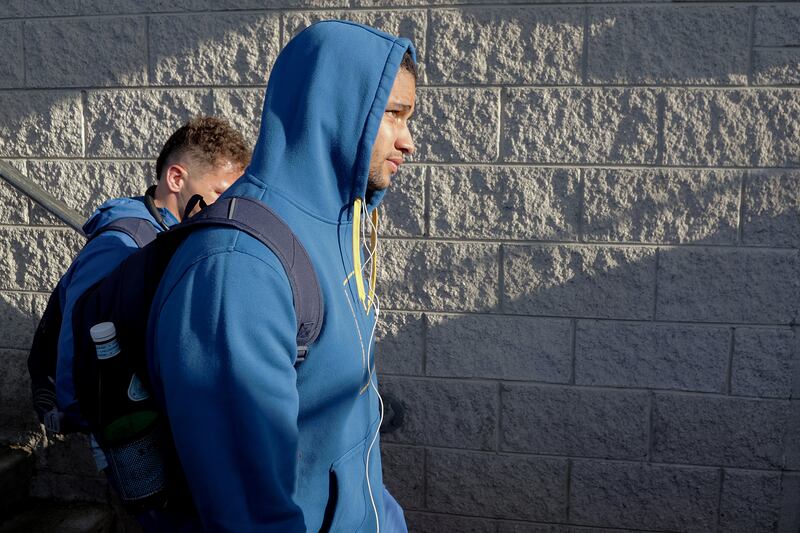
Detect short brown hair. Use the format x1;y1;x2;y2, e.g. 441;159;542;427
400;50;418;83
156;116;251;180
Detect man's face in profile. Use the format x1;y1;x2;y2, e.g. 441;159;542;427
367;69;416;191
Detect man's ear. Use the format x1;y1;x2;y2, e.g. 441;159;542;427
164;164;187;194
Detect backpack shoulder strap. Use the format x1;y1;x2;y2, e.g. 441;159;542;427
162;197;324;363
90;218;158;248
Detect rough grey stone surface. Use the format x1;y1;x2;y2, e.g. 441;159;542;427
731;327;795;399
0;228;82;292
84;89;213;157
569;460;719;532
381;166;426;237
754;6;800;47
588;6;749;85
502;89;659;164
575;321;729;393
406;512;497;533
656;248;799;324
427;449;567;522
26;17;147;88
0;92;83;157
381;444;425;510
651;393;788;468
780;472;800;533
753;50;800;85
429;166;579;240
501;384;649;460
211;88;263;147
503;245;656;319
285;10;427;81
0;22;24;88
583;168;741;244
380;377;498;450
34;434;97;477
414;88;499;163
742;171;800;248
0;349;37;430
663;90;800;167
719;469;782;533
427;8;582;85
375;312;424;376
498;523;568;533
426;314;572;382
0;291;47;350
0;161;31;225
29;471;108;503
26;161;152;217
150;13;280;86
381;240;499;312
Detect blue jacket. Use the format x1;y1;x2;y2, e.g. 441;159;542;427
56;196;177;422
146;21;415;532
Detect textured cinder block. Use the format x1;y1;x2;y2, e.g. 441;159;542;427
575;321;729;393
427;449;567;521
719;469;782;533
753;50;800;85
583;168;741;244
429;166;579;240
427;8;581;85
664;90;800;167
26;17;146;87
27;161;152;217
375;312;424;376
502;89;659;164
381;240;499;312
85;89;213;157
503;245;656;319
212;88;263;147
381;444;425;511
0;348;37;430
381;166;425;237
500;384;649;459
406;512;497;533
0;92;83;158
731;327;795;399
30;471;107;503
380;377;498;450
0;21;23;88
651;393;788;468
656;248;799;324
755;6;800;46
285;10;427;80
569;460;719;532
780;472;800;533
0;228;82;291
35;434;98;476
742;171;800;248
498;522;568;533
588;7;748;85
0;291;47;350
0;160;30;224
150;13;280;86
414;88;499;163
426;314;572;382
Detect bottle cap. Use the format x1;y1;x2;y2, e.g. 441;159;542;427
90;322;117;343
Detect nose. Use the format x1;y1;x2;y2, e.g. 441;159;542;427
396;123;415;156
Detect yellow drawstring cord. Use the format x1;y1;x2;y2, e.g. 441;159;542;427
352;198;379;313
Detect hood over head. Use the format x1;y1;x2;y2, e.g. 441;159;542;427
228;20;416;221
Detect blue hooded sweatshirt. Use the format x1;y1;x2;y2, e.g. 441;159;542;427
56;196;178;425
146;21;415;532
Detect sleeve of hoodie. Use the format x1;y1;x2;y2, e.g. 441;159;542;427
151;245;305;532
56;232;140;413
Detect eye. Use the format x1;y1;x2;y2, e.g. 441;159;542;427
385;109;400;118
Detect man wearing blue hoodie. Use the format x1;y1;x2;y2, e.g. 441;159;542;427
54;117;250;452
148;21;416;532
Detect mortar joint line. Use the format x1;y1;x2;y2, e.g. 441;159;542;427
21;20;27;88
651;248;659;322
421;312;429;376
424;7;433;83
79;90;88;158
495;87;504;163
577;167;585;243
736;171;746;245
423;167;431;238
145;15;151;85
715;467;725;533
655;92;666;166
497;244;505;313
495;381;503;453
726;328;737;395
570;318;577;386
565;457;573;523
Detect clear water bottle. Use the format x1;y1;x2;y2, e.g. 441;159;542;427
91;322;168;509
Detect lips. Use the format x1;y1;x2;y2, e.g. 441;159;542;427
386;157;402;173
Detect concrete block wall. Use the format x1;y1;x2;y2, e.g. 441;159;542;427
0;1;797;531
